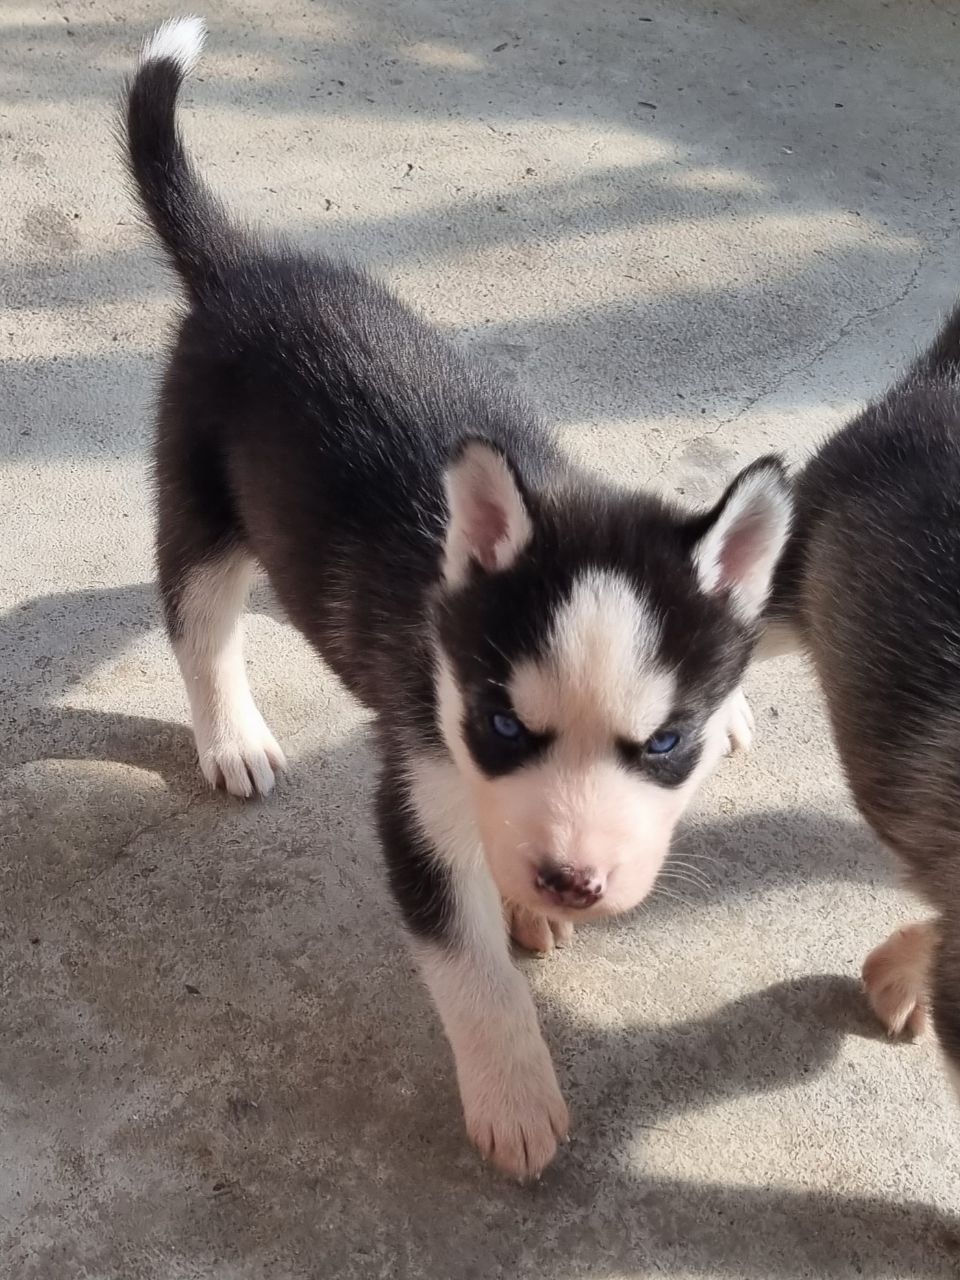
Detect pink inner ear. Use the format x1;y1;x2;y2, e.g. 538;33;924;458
716;508;767;589
470;496;509;570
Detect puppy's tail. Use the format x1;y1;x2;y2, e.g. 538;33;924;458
123;17;239;300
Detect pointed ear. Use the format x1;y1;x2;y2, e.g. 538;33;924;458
693;456;792;624
443;440;533;586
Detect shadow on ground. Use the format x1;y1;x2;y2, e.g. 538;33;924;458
2;580;955;1277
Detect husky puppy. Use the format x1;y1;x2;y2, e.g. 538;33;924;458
768;303;960;1097
124;19;791;1177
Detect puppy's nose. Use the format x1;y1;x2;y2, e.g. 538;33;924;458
535;863;604;909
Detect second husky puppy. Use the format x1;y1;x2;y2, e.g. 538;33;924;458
769;301;960;1097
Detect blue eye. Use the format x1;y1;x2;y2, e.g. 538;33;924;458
646;729;680;755
491;712;523;740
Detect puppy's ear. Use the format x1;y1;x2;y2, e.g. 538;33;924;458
692;456;792;624
443;440;532;586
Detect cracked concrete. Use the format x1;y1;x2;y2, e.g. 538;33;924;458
3;1;960;1277
656;241;930;485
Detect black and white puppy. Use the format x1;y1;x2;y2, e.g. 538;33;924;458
124;19;791;1178
766;301;960;1101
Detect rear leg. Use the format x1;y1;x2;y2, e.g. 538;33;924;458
167;546;285;798
154;333;286;798
159;483;286;798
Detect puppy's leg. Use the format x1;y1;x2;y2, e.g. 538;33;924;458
380;759;569;1179
168;547;286;797
505;901;574;956
417;915;569;1179
723;686;756;755
155;391;285;798
156;414;285;798
862;920;935;1038
723;616;802;757
162;543;286;798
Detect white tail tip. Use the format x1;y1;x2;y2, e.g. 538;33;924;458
139;16;207;74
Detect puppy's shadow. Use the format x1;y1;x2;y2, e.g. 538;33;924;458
648;802;894;911
540;972;874;1152
5;579;956;1277
306;970;960;1278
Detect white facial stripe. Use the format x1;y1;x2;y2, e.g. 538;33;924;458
431;596;734;921
510;569;675;744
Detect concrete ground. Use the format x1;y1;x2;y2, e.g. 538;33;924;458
2;0;960;1275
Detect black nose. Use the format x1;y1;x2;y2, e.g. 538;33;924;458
536;864;604;909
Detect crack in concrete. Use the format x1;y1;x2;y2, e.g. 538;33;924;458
655;249;928;486
47;791;204;907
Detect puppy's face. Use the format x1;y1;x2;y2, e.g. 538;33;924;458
435;443;790;921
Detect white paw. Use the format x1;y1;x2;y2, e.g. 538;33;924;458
724;686;755;755
505;901;574;956
459;1037;569;1181
195;706;286;799
862;922;934;1038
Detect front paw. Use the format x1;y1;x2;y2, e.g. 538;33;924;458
505;901;574;956
724;686;755;755
862;921;934;1038
195;707;286;798
459;1038;569;1180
